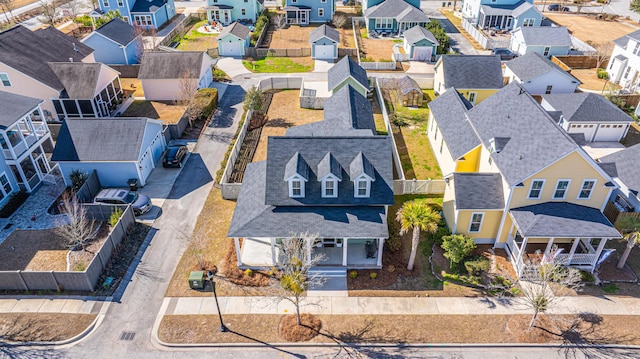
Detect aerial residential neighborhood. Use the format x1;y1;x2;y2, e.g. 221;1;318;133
2;0;640;357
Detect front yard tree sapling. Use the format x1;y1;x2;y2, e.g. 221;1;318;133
396;200;441;271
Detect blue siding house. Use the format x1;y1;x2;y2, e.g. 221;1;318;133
97;0;176;29
284;0;334;25
363;0;429;34
81;19;142;65
206;0;264;25
462;0;541;31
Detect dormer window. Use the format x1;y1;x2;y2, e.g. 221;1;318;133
355;178;371;198
322;176;338;198
291;178;303;197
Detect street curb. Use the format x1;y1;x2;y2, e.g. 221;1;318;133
0;297;112;348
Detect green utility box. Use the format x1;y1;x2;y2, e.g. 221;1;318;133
189;271;205;290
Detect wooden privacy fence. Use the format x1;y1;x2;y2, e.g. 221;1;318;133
220;110;252;200
552;55;597;70
603;201;640;226
0;205;135;292
245;48;311;58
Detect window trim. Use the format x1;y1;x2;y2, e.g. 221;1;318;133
467;92;477;103
0;172;13;201
117;0;123;6
102;0;109;7
469;212;484;233
577;179;597;200
528;179;545;199
354;176;371;198
318;8;324;17
523;18;534;27
0;73;11;87
288;175;305;198
552;179;571;200
322;176;338;198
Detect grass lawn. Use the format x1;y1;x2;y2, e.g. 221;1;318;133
159;313;640;345
243;57;313;72
120;78;144;97
0;313;96;342
176;20;219;51
121;100;185;124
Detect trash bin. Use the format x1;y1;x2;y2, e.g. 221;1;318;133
189;271;205;290
127;178;138;191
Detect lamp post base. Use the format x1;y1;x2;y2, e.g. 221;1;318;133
220;325;228;332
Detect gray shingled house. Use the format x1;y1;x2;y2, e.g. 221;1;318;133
81;18;143;65
309;24;339;60
228;84;393;270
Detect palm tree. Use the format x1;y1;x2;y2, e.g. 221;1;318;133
396;200;441;271
616;216;640;269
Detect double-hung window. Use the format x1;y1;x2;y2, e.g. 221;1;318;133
578;180;596;199
0;173;12;201
117;0;123;6
318;8;324;17
469;213;484;233
323;178;337;197
528;179;545;199
102;0;109;7
553;180;570;199
0;73;11;87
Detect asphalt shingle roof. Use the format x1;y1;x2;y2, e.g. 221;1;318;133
51;118;149;161
227;162;389;238
453;173;504;210
138;51;204;79
427;88;479;159
505;52;580;83
0;91;42;129
131;0;166;13
438;55;504;90
542;93;633;123
48;62;106;99
613;29;640;49
402;26;438;46
264;136;394;206
516;26;572;47
0;25;94;91
327;56;369;92
397;75;421;95
599;143;640;196
218;22;250;40
467;82;578;186
510;202;621;238
309;24;339;43
364;0;428;21
95;18;137;46
287;85;376;137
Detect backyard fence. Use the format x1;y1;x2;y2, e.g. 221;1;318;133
359;60;397;70
76;170;102;203
338;48;358;57
108;65;140;78
220;110;253;200
393;179;446;195
351;16;398;70
461;17;491;50
0;205;135;292
158;14;199;48
258;77;303;91
552;55;597;70
245;48;314;58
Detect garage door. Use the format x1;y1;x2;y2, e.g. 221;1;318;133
139;149;154;186
314;45;335;60
594;124;624;142
222;41;243;57
412;47;432;62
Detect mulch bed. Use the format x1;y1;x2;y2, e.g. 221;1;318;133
347;246;417;290
182;117;211;140
279;314;322;342
221;238;273;287
595;251;638;283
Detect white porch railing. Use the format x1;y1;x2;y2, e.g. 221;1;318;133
555;253;598;266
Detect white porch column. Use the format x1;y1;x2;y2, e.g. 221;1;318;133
593;238;608;269
271;238;277;266
544;237;555;261
234;237;243;266
520;236;528;259
377;238;385;267
307;238;312;264
342;238;348;266
566;238;581;265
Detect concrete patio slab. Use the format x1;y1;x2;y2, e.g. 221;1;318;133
581;141;625;160
405;61;434;74
312;60;335;73
216;57;250;78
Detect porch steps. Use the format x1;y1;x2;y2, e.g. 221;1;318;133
308;268;348;297
309;267;347;278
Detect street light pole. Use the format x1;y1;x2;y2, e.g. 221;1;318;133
207;270;228;332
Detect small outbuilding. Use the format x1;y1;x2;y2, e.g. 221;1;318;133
217;22;251;57
81;18;142;65
397;76;423;107
402;25;438;62
309;24;339;60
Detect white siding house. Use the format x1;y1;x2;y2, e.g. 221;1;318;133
503;52;581;95
509;26;572;57
607;29;640;91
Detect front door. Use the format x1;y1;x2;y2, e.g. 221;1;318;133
300;11;307;25
224;11;230;24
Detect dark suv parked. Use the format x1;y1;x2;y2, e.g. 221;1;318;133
548;4;569;11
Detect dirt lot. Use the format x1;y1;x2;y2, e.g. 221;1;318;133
545;14;638;44
267;22;355;49
361;38;398;62
122;100;185;124
571;68;612;91
252;90;324;162
159;313;640;345
0;313;96;342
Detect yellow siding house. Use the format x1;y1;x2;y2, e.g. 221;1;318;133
433;55;504;105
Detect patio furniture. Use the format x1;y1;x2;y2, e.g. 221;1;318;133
365;240;378;258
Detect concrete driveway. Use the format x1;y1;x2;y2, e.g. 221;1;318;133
217;57;251;78
406;61;435;74
312;59;335;72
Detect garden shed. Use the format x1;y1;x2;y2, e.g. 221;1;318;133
309;24;339;60
217;22;251;57
398;76;423;107
402;25;438;61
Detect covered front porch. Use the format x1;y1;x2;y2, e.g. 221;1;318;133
235;237;384;269
503;202;622;278
206;5;233;26
479;6;514;31
284;6;310;25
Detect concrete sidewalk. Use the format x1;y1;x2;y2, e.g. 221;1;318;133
0;298;106;315
161;294;640;317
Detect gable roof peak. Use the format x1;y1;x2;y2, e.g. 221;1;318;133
284;151;309;180
350;152;375;180
317;152;342;180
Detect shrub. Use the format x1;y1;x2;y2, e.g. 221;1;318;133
73;261;86;272
245;268;254;277
429;223;451;246
441;234;476;267
596;68;609;80
386;232;401;252
0;191;29;218
603;283;619;294
425;20;450;54
464;256;490;276
186;88;218;122
580;270;596;283
212;68;228;80
109;207;124;226
370;272;378;279
70;169;88;191
349;270;358;279
387;265;396;273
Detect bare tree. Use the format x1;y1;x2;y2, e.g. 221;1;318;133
55;192;96;251
588;41;614;69
332;14;346;29
0;0;15;22
187;227;211;271
273;234;325;325
66;0;82;19
39;0;59;25
177;68;199;128
273;14;286;38
518;254;582;329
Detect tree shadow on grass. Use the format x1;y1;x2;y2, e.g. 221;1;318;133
0;315;69;359
265;118;295;128
534;312;639;359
